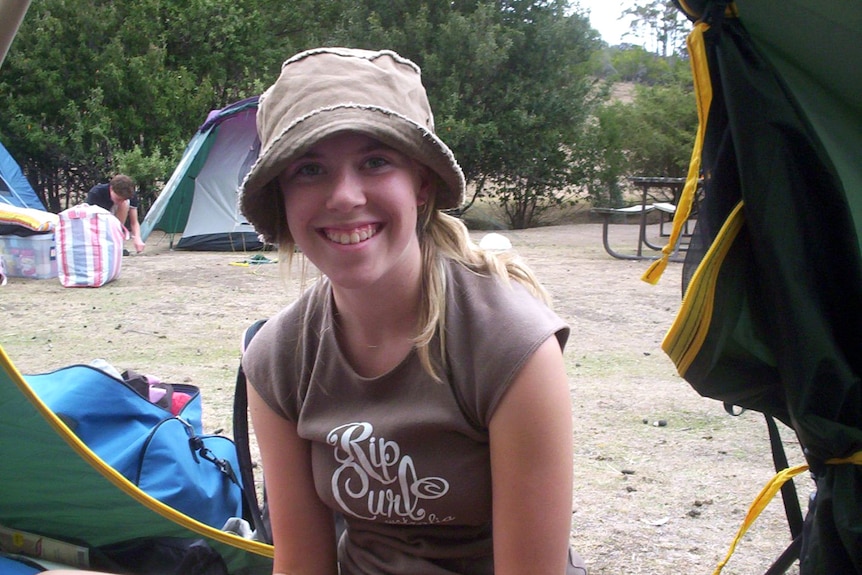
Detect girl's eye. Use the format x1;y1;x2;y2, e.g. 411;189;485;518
296;163;324;177
365;156;389;169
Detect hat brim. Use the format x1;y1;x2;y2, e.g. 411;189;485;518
240;105;465;244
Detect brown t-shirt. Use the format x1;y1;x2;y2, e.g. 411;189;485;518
243;258;570;574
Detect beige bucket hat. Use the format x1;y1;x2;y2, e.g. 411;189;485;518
239;47;466;244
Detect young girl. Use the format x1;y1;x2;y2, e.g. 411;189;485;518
240;47;586;575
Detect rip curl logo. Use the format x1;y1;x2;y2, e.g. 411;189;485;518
327;422;453;524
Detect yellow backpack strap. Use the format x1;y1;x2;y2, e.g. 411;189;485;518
711;463;810;575
641;20;712;285
713;451;862;574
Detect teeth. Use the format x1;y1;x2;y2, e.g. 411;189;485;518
326;225;376;245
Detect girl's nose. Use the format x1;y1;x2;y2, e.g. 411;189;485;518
326;168;366;211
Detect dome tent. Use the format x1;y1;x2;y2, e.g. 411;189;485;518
141;97;263;251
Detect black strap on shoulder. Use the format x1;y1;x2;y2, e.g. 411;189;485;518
233;319;271;544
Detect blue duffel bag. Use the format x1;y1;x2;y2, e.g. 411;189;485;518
25;364;244;530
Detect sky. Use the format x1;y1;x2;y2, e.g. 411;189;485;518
577;0;634;46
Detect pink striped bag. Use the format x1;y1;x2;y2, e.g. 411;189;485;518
56;204;124;287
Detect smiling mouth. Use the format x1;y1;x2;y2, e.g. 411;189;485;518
323;224;379;245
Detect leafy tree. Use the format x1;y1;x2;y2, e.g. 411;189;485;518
583;44;695;207
0;0;295;212
622;0;689;57
1;0;205;210
579;102;628;207
485;1;600;228
623;81;696;177
605;45;674;84
418;3;524;211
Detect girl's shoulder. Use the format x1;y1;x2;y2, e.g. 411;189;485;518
443;259;569;428
243;279;331;377
444;258;562;329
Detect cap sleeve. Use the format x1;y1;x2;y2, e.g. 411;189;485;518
444;262;569;431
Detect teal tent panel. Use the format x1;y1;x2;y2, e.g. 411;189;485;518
738;1;862;248
0;346;273;574
142;131;217;238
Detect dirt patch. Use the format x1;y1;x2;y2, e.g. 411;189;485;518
0;223;805;574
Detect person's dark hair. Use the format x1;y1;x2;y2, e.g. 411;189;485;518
109;174;135;199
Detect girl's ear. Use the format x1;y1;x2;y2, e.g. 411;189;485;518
416;164;433;206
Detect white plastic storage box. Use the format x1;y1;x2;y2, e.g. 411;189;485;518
0;233;58;279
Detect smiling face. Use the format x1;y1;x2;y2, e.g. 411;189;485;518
277;132;431;292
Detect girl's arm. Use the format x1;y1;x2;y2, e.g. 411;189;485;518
248;381;339;575
489;336;574;575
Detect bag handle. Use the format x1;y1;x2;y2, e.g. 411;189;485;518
233;319;271;544
186;434;240;485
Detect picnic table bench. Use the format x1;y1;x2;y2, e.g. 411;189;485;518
592;177;697;261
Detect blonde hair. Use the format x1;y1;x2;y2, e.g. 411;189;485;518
275;188;550;381
414;203;550;379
